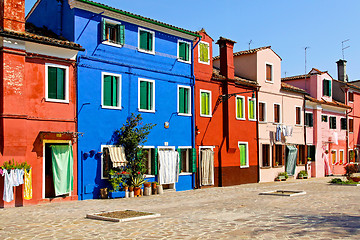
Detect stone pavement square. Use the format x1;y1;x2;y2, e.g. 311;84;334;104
0;177;359;239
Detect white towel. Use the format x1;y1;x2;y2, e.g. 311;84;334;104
158;150;179;185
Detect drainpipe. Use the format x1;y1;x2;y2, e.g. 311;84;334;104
256;87;260;182
191;36;201;189
303;95;307;164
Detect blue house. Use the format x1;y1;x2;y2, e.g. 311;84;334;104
27;0;200;200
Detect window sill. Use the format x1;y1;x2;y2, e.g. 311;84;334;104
260;166;271;169
249;118;257;122
144;174;155;178
200;114;212;118
198;60;210;65
102;105;122;110
178;113;192;117
236;117;246;121
177;58;191;64
240;166;249;169
273;122;281;125
259;120;267;124
297;164;306;166
45;98;69;104
272;165;284;168
139;109;155;113
179;172;193;176
138;48;155;55
102;41;123;48
265;80;274;84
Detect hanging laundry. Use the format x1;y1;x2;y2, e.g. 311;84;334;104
0;168;3;175
158;150;179;185
18;169;24;185
24;168;33;200
276;125;282;141
2;170;15;203
333;132;338;145
286;126;293;137
282;125;287;137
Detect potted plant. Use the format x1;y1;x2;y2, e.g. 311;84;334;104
276;172;288;181
297;170;308;179
131;175;146;197
274;161;279;167
144;181;151;188
152;181;158;194
344;164;360;182
307;157;312;162
107;169;126;198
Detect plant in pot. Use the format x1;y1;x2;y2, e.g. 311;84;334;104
297;170;308;179
144;181;151;188
344;164;360;182
276;172;288;181
108;169;127;198
131;175;146;197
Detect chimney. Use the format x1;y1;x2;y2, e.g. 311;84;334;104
216;37;236;79
0;0;25;32
336;59;347;82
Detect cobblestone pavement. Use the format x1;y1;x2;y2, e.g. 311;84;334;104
1;177;360;239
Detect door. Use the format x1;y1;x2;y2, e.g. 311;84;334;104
200;148;214;186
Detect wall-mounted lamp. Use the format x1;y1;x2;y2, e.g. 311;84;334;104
218;90;256;103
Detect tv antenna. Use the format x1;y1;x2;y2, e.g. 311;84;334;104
341;39;350;59
305;46;310;74
248;40;252;50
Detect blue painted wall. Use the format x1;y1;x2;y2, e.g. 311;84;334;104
28;0;195;200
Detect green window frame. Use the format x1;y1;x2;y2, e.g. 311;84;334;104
248;98;256;120
178;86;191;115
199;42;209;64
138;28;154;53
236;96;245;120
238;142;249;168
323;79;332;97
139;79;155;112
46;64;68;102
102;73;121;108
200;90;211;117
101;19;125;46
178;41;190;62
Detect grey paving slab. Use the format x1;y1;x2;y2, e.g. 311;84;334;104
0;177;359;239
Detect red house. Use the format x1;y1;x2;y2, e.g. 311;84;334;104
0;0;83;207
194;30;259;187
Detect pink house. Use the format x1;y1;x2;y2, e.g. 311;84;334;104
283;68;351;177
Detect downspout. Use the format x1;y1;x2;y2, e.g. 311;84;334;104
75;56;82;200
256;87;260;182
303;94;307;164
191;36;201;189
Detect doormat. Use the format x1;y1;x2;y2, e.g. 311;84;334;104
86;210;160;222
259;190;306;197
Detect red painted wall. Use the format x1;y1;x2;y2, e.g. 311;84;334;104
194;31;258;187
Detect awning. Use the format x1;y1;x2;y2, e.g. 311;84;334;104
109;146;127;168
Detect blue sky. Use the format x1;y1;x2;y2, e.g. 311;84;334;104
25;0;360;80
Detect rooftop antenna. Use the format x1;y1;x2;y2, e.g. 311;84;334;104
304;46;310;92
248;40;252;50
342;39;350;60
284;71;287;78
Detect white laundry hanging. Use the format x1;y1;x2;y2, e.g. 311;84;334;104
158;150;179;185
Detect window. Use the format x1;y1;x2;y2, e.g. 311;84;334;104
236;96;245;120
101;19;125;46
200;90;211;117
339;150;344;165
349;118;354;133
349;149;355;162
323;79;331;97
101;145;127;179
266;63;273;82
178;40;190;63
297;145;306;165
138;28;155;54
331;150;337;165
307;145;316;162
178;86;191;115
101;147;112;179
262;144;270;167
295;106;301;125
259;102;266;122
238;142;249;168
46;64;69;103
349;92;354;102
341;118;347;130
139;147;159;175
102;73;121;109
305;113;313;127
321;115;328;122
198;41;209;64
274;104;280;123
138;79;155;112
248;98;256;120
178;148;194;173
329;116;336;129
273;144;284;167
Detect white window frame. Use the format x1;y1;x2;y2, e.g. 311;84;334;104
101;72;122;110
273;103;281;124
329;116;337;129
178;146;193;175
198;41;210;65
349;117;354;133
238;141;249;168
248;97;257;121
100;145;114;180
138;27;155;55
331;149;337;165
235;95;246;120
138;78;155;113
295;106;302;126
102;18;124;48
45;63;70;103
177;85;192;116
323;79;332;97
141;146;155;178
339;149;345;165
258;101;267;123
200;89;212;117
177;40;191;64
265;62;274;83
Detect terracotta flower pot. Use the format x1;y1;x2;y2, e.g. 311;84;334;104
123;186;129;192
134;187;141;197
144;182;151;188
128;186;134;192
351;177;360;182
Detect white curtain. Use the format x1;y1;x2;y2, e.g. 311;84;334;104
158;150;179;185
109;146;127;168
201;149;214;186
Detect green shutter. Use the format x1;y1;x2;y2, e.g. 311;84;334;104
184;88;189;114
237;98;243;118
177;148;182;173
111;76;118;107
139;81;147;110
179;42;185;60
239;144;246;166
139;30;148;50
205;93;209;115
203;44;208;62
56;68;65;100
151;148;158;175
103;75;112;106
116;24;125;45
147;32;153;51
328;80;332;96
249;100;254;119
102;19;107;41
147;81;153;110
199;43;205;62
179;87;184;113
190;148;197;173
48;67;57;99
185;43;189;61
201;92;209;115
